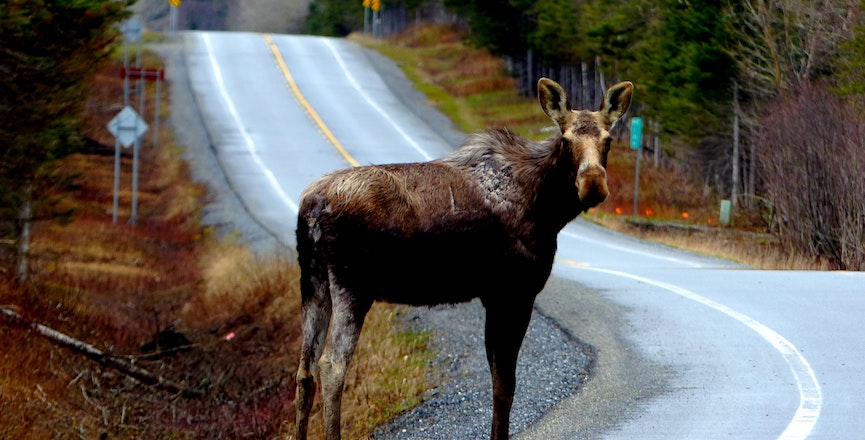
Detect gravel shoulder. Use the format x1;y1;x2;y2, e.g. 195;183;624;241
156;34;659;439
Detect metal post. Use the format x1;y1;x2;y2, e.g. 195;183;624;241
364;7;370;34
633;148;641;216
169;6;177;38
130;135;139;225
113;137;120;223
123;41;129;106
629;117;643;217
130;41;144;225
154;76;160;149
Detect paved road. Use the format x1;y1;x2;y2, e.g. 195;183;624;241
173;31;865;439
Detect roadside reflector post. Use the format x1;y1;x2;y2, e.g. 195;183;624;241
720;199;732;226
630;117;643;217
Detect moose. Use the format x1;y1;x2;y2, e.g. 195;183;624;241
294;77;633;439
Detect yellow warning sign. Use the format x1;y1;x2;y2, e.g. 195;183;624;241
168;0;181;7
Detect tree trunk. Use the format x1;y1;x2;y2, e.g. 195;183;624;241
731;83;741;214
16;184;32;283
747;138;756;209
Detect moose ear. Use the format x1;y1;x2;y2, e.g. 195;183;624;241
538;78;572;127
599;81;634;128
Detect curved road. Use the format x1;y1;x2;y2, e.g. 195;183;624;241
175;31;865;439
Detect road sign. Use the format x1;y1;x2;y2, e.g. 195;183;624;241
169;0;181;6
120;17;143;43
107;106;148;148
121;67;165;81
630;117;643;150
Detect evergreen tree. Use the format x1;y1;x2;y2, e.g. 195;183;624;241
443;0;530;58
528;0;581;64
0;0;131;277
637;0;734;140
305;0;364;36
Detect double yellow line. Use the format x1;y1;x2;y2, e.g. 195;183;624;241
263;34;360;167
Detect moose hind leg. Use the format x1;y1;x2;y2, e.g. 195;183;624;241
483;299;534;440
295;270;332;440
319;279;372;440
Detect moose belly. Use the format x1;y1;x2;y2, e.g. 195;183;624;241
322;224;554;306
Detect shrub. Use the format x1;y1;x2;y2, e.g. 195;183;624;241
754;84;865;270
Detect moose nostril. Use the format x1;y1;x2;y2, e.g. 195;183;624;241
578;165;606;180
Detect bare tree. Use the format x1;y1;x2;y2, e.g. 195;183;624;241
730;0;857;98
754;83;865;270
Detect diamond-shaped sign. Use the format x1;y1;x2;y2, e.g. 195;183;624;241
107;106;148;148
121;17;144;43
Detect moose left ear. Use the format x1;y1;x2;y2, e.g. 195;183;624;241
599;81;634;128
538;77;572;128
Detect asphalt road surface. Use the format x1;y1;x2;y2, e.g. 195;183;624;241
163;31;865;439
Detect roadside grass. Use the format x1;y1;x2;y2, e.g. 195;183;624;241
358;23;824;271
352;24;550;138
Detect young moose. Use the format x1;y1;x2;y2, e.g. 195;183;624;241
294;78;633;439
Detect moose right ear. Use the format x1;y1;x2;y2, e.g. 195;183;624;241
599;81;634;128
538;78;572;127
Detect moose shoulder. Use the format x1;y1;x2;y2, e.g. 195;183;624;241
295;77;633;440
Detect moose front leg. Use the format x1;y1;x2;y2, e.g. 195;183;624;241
483;298;534;440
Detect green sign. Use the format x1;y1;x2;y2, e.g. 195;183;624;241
630;117;643;150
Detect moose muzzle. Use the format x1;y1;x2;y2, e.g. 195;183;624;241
577;164;609;207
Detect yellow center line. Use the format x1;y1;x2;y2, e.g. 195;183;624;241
555;258;590;267
263;34;360;167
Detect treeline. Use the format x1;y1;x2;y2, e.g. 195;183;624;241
133;0;310;34
306;0;865;269
1;0;132;280
2;1;861;272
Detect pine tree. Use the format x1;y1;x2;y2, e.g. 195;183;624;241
0;0;131;279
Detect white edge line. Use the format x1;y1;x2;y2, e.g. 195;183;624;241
202;33;299;215
561;228;705;268
569;264;822;440
322;38;434;161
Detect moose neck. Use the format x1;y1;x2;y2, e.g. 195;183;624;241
515;133;584;236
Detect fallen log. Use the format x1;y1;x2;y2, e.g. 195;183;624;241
0;306;203;398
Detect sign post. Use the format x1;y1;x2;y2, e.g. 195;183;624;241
120;18;143;107
168;0;181;38
107;106;148;224
630;117;643;216
122;67;165;149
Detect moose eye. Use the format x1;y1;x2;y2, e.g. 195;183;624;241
603;138;611;153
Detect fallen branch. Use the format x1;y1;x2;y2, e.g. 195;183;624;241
1;306;203;398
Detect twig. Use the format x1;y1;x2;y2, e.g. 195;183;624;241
112;343;199;360
1;306;203;398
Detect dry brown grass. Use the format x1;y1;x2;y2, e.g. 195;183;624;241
585;213;828;270
1;52;432;439
353;25;548;136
